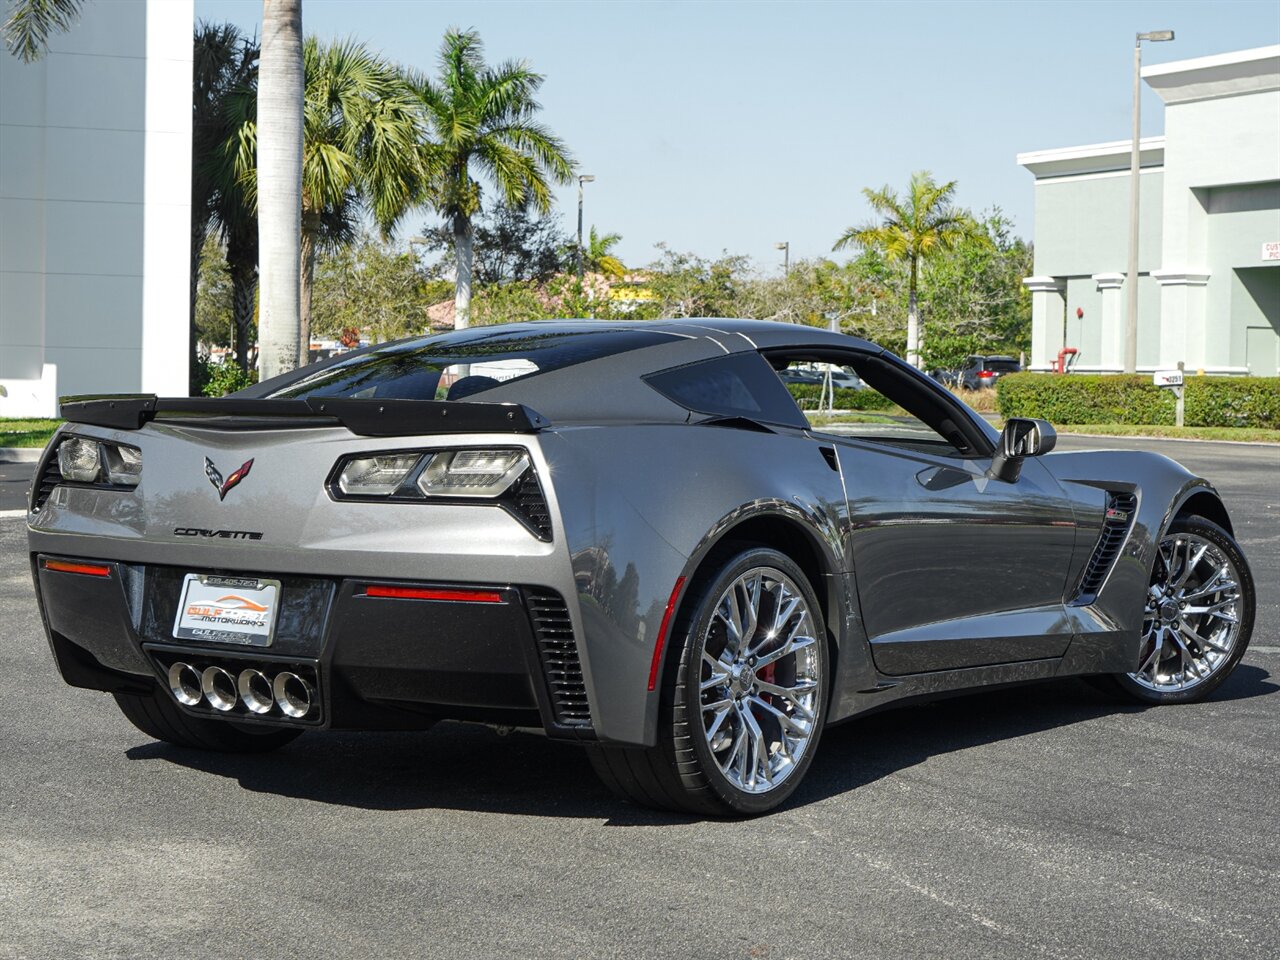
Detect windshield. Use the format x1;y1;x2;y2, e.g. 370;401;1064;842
262;326;675;401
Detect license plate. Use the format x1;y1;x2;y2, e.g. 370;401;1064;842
173;574;281;646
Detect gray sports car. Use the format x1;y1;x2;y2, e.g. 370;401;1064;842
27;320;1256;815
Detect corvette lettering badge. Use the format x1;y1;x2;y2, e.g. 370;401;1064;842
205;456;254;501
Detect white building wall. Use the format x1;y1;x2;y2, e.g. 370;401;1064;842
0;0;192;417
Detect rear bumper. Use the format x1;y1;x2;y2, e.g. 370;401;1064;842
32;553;595;740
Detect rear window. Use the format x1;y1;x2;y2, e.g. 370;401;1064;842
262;326;674;401
979;358;1020;373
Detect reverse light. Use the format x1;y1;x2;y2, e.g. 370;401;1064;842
336;454;421;496
417;449;529;498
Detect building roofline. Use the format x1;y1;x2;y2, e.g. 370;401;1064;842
1142;44;1280;104
1016;137;1165;179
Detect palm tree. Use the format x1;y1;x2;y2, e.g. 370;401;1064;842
192;21;258;387
416;28;574;330
834;171;984;368
2;0;84;62
230;38;425;367
294;38;424;365
584;227;626;279
256;0;304;380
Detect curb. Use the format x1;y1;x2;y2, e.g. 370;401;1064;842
1057;431;1280;447
0;447;42;463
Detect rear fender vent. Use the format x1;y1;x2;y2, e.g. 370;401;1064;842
525;588;590;728
30;446;63;514
1073;492;1137;604
504;469;553;541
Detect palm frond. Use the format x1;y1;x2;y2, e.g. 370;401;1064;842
2;0;84;63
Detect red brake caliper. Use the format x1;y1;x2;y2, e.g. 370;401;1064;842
759;662;776;704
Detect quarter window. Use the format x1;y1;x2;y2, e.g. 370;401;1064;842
644;353;809;428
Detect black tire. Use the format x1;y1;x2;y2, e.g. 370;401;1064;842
588;546;829;817
1097;515;1255;705
113;687;304;753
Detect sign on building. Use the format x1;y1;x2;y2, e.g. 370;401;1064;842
1263;241;1280;262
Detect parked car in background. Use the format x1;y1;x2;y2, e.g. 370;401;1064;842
780;363;865;391
933;355;1022;390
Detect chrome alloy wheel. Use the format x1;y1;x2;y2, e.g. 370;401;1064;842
698;566;822;794
1130;532;1243;692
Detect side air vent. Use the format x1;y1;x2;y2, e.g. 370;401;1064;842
30;447;63;514
506;469;553;541
1073;492;1137;603
525;588;590;727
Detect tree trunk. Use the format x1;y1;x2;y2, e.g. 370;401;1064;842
298;209;320;367
906;257;921;369
228;256;257;373
189;216;209;395
453;212;473;331
256;0;303;381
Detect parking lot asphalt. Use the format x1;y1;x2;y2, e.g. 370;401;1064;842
1;436;1276;960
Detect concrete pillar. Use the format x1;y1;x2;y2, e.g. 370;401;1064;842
1092;273;1125;372
1152;269;1210;370
1023;276;1065;371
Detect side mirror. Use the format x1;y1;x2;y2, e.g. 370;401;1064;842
990;418;1056;483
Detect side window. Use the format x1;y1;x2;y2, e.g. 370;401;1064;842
773;354;983;456
644;353;809;428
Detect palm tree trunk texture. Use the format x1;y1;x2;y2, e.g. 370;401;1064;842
453;213;473;331
188;218;208;393
298;210;320;367
906;259;921;369
228;259;257;373
257;0;303;380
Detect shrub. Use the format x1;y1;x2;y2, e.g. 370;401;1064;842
996;373;1280;429
196;359;259;398
1183;376;1280;429
786;383;894;411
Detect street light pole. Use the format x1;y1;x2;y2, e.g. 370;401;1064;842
1125;29;1174;373
577;174;595;278
775;241;789;275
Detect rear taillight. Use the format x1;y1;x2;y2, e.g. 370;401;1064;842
978;370;995;379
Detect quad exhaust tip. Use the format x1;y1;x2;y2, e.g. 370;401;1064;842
273;672;312;718
168;662;202;706
201;666;238;712
166;661;314;719
237;669;274;715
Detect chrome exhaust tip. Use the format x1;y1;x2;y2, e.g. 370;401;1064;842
201;666;238;712
168;662;202;706
273;672;312;719
237;669;275;715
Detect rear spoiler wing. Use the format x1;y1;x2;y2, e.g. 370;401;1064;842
58;394;549;436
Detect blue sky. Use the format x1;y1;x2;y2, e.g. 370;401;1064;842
196;0;1280;270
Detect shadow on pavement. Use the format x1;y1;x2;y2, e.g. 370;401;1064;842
126;667;1275;822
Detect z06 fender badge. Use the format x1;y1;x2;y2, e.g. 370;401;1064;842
205;457;254;500
174;527;264;541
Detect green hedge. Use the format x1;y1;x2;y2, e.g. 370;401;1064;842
996;373;1280;429
786;383;895;411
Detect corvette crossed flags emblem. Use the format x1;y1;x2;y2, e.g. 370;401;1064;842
205;457;254;501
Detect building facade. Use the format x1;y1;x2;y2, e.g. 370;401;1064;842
1018;46;1280;376
0;0;192;417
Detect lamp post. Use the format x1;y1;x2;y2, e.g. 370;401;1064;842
1124;29;1174;373
577;175;595;278
775;241;790;275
